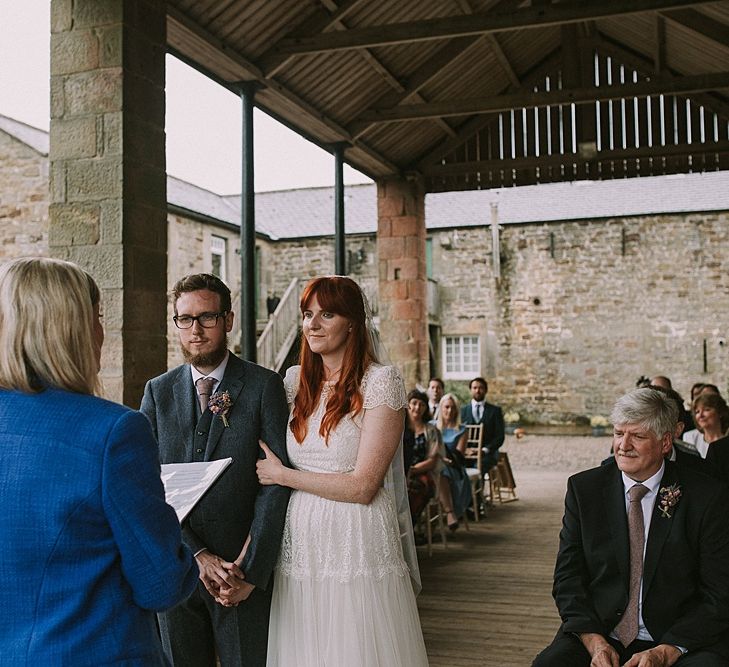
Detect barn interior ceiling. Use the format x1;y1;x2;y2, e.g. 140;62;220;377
167;0;729;192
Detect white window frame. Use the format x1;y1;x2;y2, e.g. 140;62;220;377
210;235;227;281
443;335;481;379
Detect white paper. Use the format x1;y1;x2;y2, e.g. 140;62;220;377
161;458;233;522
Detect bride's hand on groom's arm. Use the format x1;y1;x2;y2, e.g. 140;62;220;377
257;441;286;486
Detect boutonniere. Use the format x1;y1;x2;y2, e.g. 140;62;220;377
658;483;681;518
208;391;232;427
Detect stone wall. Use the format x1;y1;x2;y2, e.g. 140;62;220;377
3;132;727;421
0;134;48;259
431;214;729;422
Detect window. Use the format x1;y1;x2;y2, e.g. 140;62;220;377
443;335;480;378
211;235;227;280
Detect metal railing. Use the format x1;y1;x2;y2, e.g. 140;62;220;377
256;277;300;371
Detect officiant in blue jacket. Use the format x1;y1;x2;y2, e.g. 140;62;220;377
0;257;198;665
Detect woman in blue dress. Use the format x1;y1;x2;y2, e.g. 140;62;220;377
433;393;472;521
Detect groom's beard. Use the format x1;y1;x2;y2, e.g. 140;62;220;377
181;334;228;370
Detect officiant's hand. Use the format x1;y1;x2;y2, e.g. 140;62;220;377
257;441;285;485
195;550;244;597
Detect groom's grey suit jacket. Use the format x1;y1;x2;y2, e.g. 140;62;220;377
141;352;290;589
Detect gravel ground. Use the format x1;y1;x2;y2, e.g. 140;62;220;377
502;432;613;474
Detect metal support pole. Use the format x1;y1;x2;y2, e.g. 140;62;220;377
240;84;256;362
334;143;346;275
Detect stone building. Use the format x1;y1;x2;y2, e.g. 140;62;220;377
2;112;728;422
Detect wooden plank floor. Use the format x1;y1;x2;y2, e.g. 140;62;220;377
416;469;569;667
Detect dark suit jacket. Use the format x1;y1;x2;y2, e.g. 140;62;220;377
554;460;729;656
461;401;505;454
141;353;290;590
705;435;729;488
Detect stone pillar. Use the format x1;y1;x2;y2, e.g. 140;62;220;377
49;0;167;406
376;178;428;389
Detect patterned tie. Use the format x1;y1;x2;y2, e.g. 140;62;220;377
614;483;650;647
196;377;215;414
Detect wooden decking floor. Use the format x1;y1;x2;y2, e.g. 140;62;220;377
416;469;569;667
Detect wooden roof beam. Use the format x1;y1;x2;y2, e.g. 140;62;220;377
660;8;729;49
270;0;713;55
261;0;371;77
414;49;562;170
348;0;522;141
595;33;729;119
166;6;399;176
352;69;729;126
422;139;729;176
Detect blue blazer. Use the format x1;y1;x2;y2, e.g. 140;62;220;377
0;387;198;666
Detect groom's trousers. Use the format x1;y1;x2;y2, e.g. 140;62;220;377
158;581;273;667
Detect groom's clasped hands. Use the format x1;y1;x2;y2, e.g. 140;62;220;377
195;550;254;608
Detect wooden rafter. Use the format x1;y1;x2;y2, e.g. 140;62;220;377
269;0;713;56
166;5;400;176
661;8;729;49
422;140;729;177
352;69;729;126
414;49;563;170
596;32;729;120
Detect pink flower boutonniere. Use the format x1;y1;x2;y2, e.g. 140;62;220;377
208;391;232;427
658;483;681;518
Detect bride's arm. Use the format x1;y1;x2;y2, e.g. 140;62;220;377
257;404;404;505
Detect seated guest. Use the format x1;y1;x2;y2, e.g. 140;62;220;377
434;394;472;521
404;390;458;530
682;392;729;458
533;388;729;667
654;386;704;471
427;377;444;419
460;376;505;470
602;385;704;472
0;257;198;664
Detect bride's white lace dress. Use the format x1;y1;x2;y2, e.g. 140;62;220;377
266;363;428;666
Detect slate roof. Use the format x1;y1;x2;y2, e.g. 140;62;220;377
0;114;49;155
2;113;729;241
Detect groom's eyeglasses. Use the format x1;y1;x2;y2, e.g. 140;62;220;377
173;311;228;329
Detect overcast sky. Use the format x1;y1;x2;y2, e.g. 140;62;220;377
0;1;371;194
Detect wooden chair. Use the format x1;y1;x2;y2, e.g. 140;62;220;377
492;452;518;502
463;423;486;520
423;494;447;557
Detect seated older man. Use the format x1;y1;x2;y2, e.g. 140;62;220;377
533;388;729;667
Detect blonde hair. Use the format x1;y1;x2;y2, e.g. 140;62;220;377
436;393;462;430
0;257;101;395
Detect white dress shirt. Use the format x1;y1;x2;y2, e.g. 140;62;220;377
471;399;485;422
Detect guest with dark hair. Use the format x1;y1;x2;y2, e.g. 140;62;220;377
404;389;458;529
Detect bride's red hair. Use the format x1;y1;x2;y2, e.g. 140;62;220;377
290;276;376;444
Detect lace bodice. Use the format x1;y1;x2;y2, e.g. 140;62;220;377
283;363;406;473
277;363;409;583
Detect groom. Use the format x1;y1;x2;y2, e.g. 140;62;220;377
141;273;290;666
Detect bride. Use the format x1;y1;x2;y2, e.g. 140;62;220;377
255;275;428;666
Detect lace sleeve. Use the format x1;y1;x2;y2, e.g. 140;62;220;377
362;364;406;411
283;365;301;406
